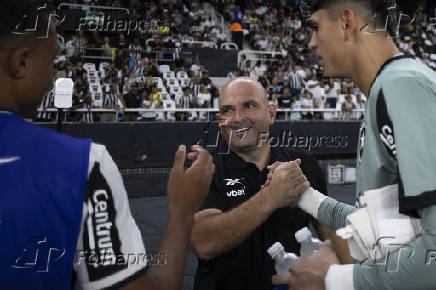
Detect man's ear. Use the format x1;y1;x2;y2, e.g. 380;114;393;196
341;9;356;40
268;104;277;125
9;47;30;79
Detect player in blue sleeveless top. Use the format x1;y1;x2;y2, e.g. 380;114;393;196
0;1;215;289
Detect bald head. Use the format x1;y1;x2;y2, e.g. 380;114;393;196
220;77;267;107
216;77;277;154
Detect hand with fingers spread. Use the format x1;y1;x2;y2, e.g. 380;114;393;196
271;240;340;290
263;159;310;209
167;145;215;217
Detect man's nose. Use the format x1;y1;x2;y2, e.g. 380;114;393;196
232;107;244;122
308;32;318;50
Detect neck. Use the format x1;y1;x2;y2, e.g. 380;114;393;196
350;39;400;97
236;143;271;171
0;92;19;115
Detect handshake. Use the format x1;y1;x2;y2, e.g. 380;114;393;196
261;159;310;210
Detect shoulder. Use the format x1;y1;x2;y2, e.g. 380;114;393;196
373;58;436;101
13;118;91;153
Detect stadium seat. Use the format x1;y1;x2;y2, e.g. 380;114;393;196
163;71;176;80
153;77;164;87
90;91;103;107
170;86;182;96
162;100;176;121
220;42;239;50
83;63;96;72
179;79;191;88
157;86;168;94
89;77;100;85
176;71;189;80
99;62;110;73
166;78;180;88
159;65;171;73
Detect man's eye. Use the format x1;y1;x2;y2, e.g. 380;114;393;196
221;107;232;113
246;102;257;108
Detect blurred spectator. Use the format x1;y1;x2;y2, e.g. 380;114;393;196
176;87;193;121
141;92;158;121
200;70;212;89
230;20;243;50
81;95;94;123
151;85;163;102
290;95;301;121
72;29;87;55
129;38;143;61
196;86;212;108
124;83;142;121
288;65;303;98
341;94;356;120
54;58;68;79
323;102;334;120
301;90;314;120
65;38;76;58
313;98;324;120
250;61;263;80
277;87;292;120
355;93;366;120
101;83;125;122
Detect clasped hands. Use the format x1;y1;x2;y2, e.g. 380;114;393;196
263;160;340;290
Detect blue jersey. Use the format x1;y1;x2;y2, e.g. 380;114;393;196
0;112;91;289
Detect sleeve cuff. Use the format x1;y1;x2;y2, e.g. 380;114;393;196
298;187;327;218
325;264;355;290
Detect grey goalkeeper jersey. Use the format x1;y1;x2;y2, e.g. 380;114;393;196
356;54;436;216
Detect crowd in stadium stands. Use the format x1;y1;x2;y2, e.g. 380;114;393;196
215;1;436;121
35;0;436;123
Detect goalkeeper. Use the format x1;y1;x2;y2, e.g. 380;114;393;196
267;0;436;289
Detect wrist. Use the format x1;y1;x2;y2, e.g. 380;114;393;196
298;187;327;218
167;207;195;228
258;187;278;213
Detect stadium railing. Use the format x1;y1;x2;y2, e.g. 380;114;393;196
38;108;364;121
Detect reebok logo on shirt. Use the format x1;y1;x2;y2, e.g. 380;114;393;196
225;178;246;197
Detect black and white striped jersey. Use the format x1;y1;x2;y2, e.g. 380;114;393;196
73;143;147;289
190;83;201;98
289;71;303;89
36;90;55;120
81;104;94;123
129;44;143;61
103;93;119;107
177;94;192;109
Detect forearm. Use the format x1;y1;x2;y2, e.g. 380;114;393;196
298;187;357;230
327;205;436;290
319;225;354;264
146;213;193;290
192;189;275;260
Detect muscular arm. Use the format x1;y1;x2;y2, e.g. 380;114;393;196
121;214;194;290
191;188;275;261
191;161;309;261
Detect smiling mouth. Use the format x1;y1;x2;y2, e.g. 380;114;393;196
233;127;249;133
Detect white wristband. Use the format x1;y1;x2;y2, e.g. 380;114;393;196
298;187;327;218
325;264;355;290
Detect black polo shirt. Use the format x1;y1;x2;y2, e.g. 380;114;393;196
194;146;327;290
